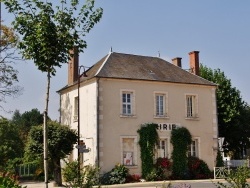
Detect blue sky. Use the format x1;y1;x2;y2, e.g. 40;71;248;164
2;0;250;120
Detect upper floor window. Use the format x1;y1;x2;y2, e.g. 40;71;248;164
185;94;198;118
121;90;135;117
73;96;78;122
154;92;168;118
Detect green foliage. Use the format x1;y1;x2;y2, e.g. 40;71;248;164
200;65;249;156
63;161;100;188
62;161;78;183
100;164;129;185
171;127;192;179
200;64;243;124
137;123;159;178
24;121;77;184
0;23;22;107
25;121;77;160
187;156;212;179
3;0;103;76
11;109;44;150
216;150;225;167
214;165;250;188
0;175;26;188
0;118;23;172
155;157;172;180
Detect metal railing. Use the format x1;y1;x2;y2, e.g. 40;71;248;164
18;163;37;177
214;167;230;179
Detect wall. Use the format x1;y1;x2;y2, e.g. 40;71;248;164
98;78;217;174
60;79;98;165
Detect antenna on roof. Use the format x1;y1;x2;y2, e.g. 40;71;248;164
109;47;113;53
158;51;160;57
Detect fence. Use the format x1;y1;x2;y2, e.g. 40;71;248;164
214;159;249;179
214;167;230;179
18;163;37;177
224;159;249;168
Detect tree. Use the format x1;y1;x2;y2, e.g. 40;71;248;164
200;65;247;157
0;118;23;172
12;109;44;141
0;23;22;111
25;121;78;186
3;0;103;185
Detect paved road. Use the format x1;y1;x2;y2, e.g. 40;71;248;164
20;179;224;188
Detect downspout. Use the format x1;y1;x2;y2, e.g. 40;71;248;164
96;77;100;166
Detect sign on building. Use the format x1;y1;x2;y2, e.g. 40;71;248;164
157;123;180;131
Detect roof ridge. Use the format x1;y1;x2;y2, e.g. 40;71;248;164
95;52;112;76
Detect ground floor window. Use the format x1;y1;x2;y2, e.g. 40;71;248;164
156;138;169;158
121;136;137;166
188;138;199;157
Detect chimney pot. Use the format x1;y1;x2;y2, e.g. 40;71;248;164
189;51;200;76
172;57;182;68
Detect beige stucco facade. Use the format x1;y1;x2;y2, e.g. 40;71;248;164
60;76;218;175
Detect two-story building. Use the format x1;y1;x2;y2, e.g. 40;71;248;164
58;49;218;175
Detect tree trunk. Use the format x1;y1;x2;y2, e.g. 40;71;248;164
44;71;50;188
53;158;62;186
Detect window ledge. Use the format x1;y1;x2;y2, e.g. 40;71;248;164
124;165;138;169
120;114;137;118
185;117;199;121
154;115;169;119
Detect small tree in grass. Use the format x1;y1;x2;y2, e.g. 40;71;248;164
216;150;225;167
25;121;78;185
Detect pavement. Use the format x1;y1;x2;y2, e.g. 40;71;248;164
19;179;225;188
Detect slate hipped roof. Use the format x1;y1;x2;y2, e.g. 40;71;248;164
85;52;216;86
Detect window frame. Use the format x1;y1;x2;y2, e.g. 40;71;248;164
120;90;136;117
185;94;198;119
120;136;138;167
73;96;79;122
155;137;170;159
188;138;200;157
154;92;168;118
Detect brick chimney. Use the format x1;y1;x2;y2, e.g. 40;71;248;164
172;57;182;68
189;51;199;76
68;47;79;85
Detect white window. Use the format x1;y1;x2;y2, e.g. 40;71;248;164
154;92;168;117
121;90;135;116
188;139;199;157
185;94;198;118
73;96;78;122
121;136;137;166
156;138;169;158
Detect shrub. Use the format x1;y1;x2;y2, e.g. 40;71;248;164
216;150;224;167
214;164;250;188
125;174;141;183
0;175;26;188
62;160;100;188
188;156;212;179
156;157;171;169
155;157;172;180
100;164;129;185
